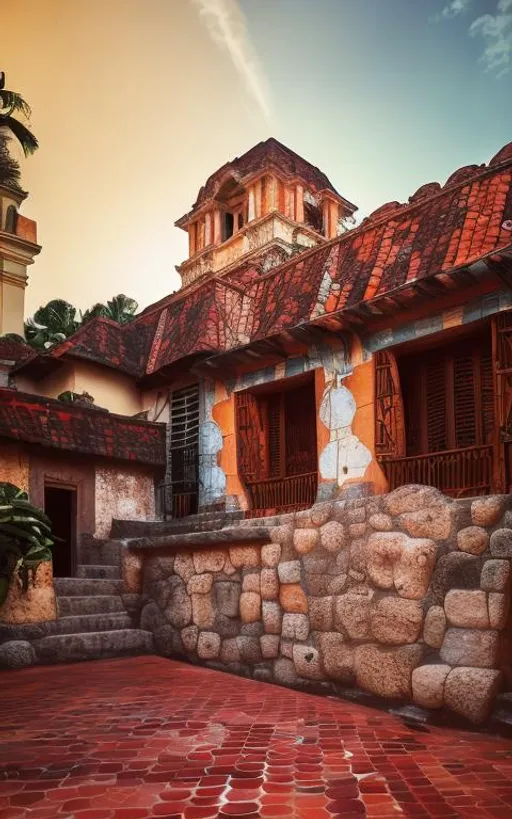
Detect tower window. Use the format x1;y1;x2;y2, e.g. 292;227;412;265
223;212;234;241
304;201;323;233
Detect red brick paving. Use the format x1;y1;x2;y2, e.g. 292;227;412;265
1;657;512;818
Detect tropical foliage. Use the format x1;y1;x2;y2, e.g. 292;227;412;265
0;71;38;190
1;294;139;351
0;483;54;607
80;294;138;326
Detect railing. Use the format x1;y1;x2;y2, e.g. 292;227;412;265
379;444;493;498
245;472;318;517
155;483;198;519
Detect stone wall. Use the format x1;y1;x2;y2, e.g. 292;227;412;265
135;486;512;724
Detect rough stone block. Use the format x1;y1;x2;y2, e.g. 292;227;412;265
490;529;512;559
229;546;261;569
349;523;367;538
440;628;499;668
370;597;423;645
281;612;309;641
180;625;199;652
274;657;298;686
398;506;453;541
423;606;446;648
214;613;240;637
174;553;195;583
260;634;280;659
165;583;192;629
293;528;319;555
220;637;240;664
429;553;481;604
197;631;221;660
385;485;443;516
262;601;282;634
444;590;489;629
240;591;261;623
187;574;213;595
355;643;424;699
260;568;279;600
236;635;262;664
261;543;281;567
366;532;438;599
193;549;226;574
311;503;332;527
319;520;346;553
242;572;260;593
191;593;214;628
457;526;489;555
293;645;324;680
280;640;293;658
334;593;372;640
481;559;511;592
327;574;348;595
0;640;36;669
278;560;301;584
369;513;393;532
412;664;451;709
214;581;241;618
270;523;294;550
488;592;508;629
471;496;505;528
279;584;308;614
444;667;502;724
317;632;354;683
309;596;334;632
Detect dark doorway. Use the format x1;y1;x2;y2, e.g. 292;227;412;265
44;486;77;577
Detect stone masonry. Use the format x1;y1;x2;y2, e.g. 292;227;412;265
132;486;512;725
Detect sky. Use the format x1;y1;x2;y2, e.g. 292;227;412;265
2;0;512;317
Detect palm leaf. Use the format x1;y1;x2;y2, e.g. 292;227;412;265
1;115;38;156
0;91;31;119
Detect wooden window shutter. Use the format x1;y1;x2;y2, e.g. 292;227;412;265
492;310;512;437
453;353;477;450
266;393;283;478
374;349;406;458
235;391;266;481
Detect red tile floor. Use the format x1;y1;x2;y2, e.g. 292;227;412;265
1;657;512;819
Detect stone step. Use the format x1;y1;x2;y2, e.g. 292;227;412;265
76;565;121;580
54;577;124;597
110;511;245;538
57;595;126;617
495;692;512;713
33;629;154;664
0;612;132;642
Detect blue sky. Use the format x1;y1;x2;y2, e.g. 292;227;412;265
237;0;512;218
3;1;512;313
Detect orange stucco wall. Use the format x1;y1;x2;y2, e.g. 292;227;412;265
0;443;30;492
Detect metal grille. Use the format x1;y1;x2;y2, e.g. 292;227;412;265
166;385;200;518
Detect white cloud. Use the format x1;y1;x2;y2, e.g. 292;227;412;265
469;4;512;75
189;0;272;123
441;0;472;19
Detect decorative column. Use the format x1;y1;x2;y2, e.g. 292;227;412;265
295;184;304;223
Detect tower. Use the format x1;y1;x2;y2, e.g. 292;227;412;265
0;184;40;335
175;138;357;289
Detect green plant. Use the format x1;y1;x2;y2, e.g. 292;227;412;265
80;294;139;326
0;71;38;190
24;299;79;350
0;483;54;607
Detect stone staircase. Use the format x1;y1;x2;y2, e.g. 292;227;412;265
0;541;154;666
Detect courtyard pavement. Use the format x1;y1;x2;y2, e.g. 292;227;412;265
1;657;512;818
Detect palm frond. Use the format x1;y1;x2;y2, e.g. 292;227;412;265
0;91;31;119
1;115;38;156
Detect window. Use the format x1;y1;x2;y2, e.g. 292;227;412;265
399;333;494;456
167;385;200;517
223;212;234;241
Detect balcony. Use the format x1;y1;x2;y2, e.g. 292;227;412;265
245;471;318;517
379;444;493;498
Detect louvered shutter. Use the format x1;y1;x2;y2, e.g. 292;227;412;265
266;393;282;478
425;359;447;452
235;391;266;481
492;311;512;437
453;354;477;450
374;349;406;458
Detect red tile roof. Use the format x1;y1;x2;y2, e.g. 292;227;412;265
0;388;166;466
0;337;33;364
13;139;512;383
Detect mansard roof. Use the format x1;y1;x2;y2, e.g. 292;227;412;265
12;139;512;384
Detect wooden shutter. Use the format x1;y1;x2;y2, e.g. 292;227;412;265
374;349;406;458
425;359;448;453
235;390;266;481
266;393;283;478
492;311;512;437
